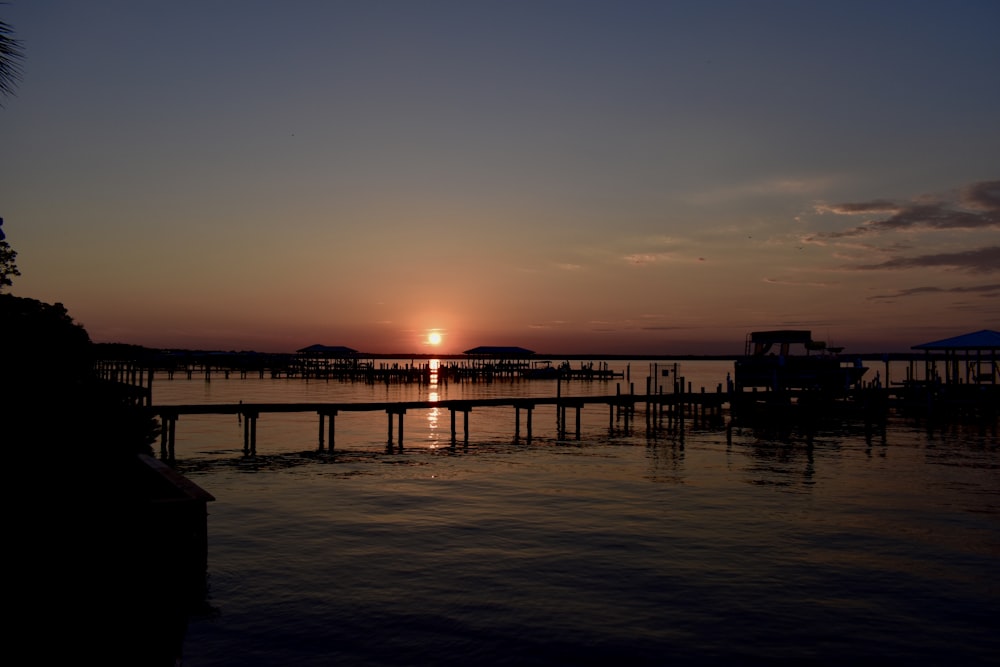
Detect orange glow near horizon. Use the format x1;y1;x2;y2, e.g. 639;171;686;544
3;5;997;361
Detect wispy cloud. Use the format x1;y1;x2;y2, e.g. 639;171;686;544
849;246;1000;273
867;283;1000;301
527;320;571;329
814;200;898;215
617;234;710;267
623;252;678;266
814;179;1000;239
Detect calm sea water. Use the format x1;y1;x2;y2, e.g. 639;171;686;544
157;361;999;666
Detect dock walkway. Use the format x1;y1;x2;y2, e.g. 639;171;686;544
151;388;728;460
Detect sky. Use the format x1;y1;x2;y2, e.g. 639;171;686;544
2;1;998;356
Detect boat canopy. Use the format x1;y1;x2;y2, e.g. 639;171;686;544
747;330;816;356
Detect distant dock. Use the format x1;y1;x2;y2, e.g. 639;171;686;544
100;354;625;384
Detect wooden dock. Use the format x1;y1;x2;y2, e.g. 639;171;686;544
150;386;729;460
105;353;625;384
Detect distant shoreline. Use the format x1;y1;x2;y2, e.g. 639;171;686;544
94;344;934;362
367;352;925;362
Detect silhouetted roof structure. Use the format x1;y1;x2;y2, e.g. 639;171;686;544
297;344;359;356
911;330;1000;351
463;346;535;357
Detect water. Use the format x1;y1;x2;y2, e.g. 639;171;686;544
156;361;998;666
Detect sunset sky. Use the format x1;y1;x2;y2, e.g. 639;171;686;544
2;1;998;355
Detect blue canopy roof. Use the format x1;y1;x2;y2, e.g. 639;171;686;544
912;329;1000;351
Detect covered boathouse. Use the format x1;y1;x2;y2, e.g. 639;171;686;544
904;329;999;419
911;329;1000;386
462;346;536;379
294;344;367;378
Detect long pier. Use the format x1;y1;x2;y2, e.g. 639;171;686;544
150;379;1000;461
135;357;625;383
151;388;729;460
92;357;627;407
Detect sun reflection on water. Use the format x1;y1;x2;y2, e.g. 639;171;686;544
427;359;440;445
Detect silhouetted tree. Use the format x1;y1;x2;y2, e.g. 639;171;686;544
0;217;20;290
3;296;160;457
4;292;174;664
2;7;24;282
0;13;23;105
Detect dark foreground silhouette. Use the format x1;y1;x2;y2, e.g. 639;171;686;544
3;293;196;666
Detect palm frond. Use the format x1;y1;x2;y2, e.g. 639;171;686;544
0;18;25;102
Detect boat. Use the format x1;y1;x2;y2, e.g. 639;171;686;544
733;330;868;393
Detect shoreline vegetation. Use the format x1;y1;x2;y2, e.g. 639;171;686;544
3;294;190;666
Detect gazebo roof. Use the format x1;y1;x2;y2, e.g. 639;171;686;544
463;346;535;357
911;329;1000;351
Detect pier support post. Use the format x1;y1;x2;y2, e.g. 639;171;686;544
317;411;337;451
645;378;652;435
328;410;336;451
386;409;405;449
169;417;176;461
700;387;706;426
645;395;652;436
514;402;535;442
160;415;170;459
251;415;257;454
161;414;177;461
243;412;258;456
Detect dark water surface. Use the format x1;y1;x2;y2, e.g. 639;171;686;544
159;362;998;666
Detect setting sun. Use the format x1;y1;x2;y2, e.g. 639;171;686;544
427;331;442;346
